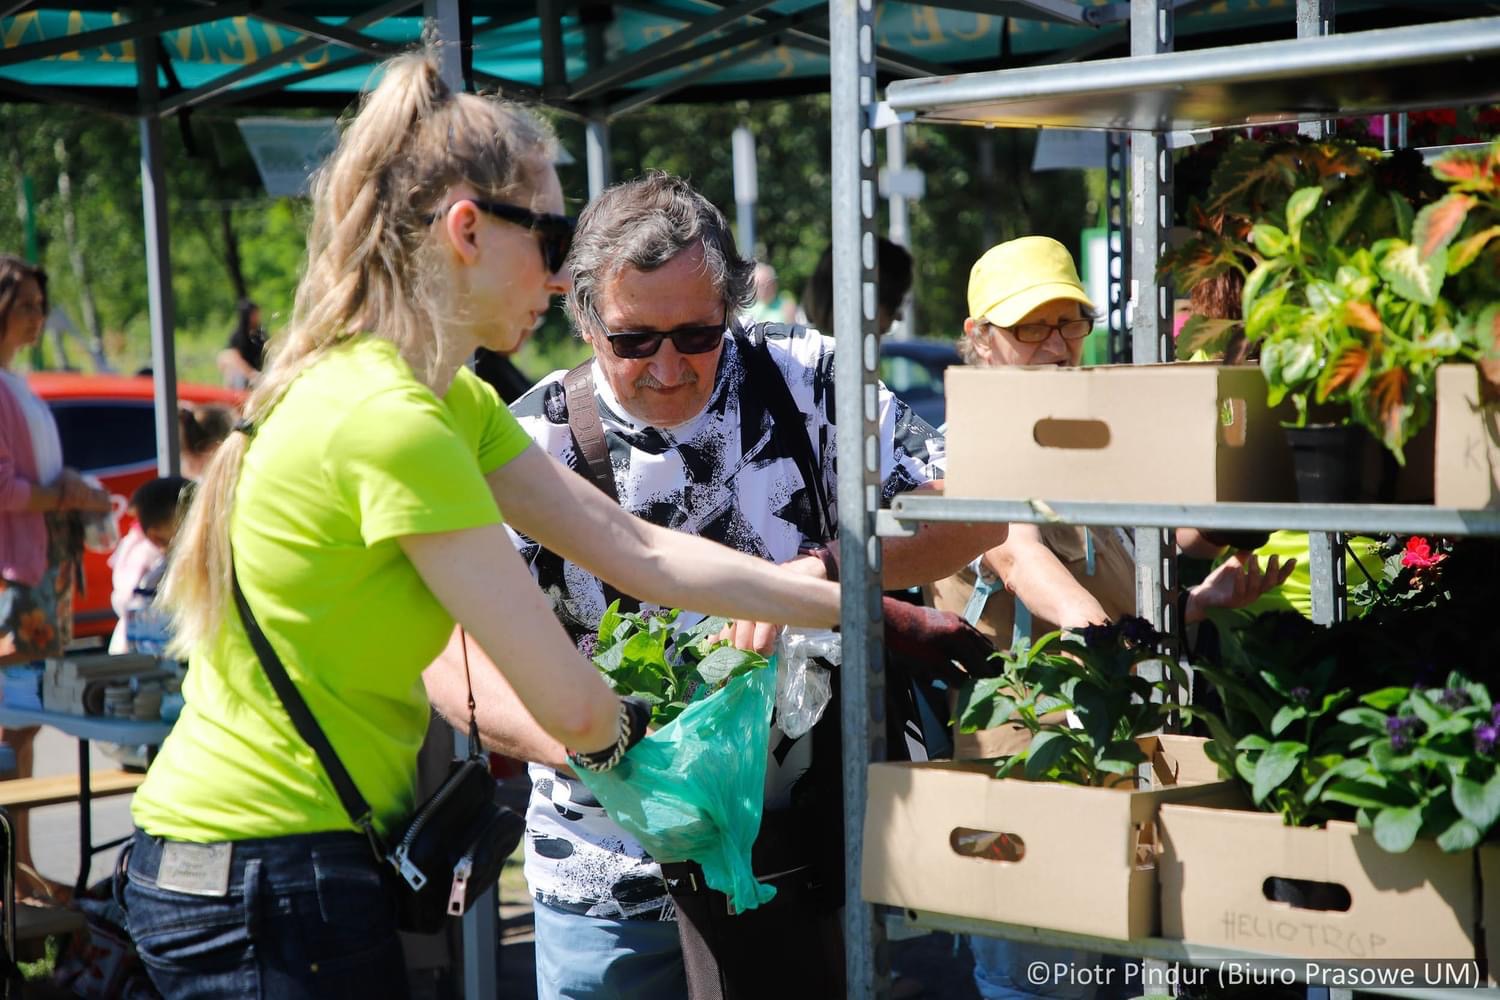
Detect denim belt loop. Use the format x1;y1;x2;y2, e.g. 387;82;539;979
112;833;138;916
241;856;262;941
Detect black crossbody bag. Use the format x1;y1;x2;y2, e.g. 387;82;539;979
230;560;523;934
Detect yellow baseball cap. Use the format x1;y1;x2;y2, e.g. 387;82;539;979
967;236;1094;328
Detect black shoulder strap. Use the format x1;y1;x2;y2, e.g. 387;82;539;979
563;362;620;504
230;559;382;856
738;329;833;544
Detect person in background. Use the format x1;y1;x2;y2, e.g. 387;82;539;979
109;476;193;655
216;298;266;389
744;262;797;325
928;236;1293;1000
123;54;848;1000
801;236;913;337
178;403;234;480
0;254;112;902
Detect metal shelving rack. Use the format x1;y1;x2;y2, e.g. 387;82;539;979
828;6;1500;997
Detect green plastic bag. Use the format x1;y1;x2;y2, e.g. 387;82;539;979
575;655;779;913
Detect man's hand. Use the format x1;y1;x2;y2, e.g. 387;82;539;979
713;620;780;656
1185;552;1295;622
58;469;111;512
881;598;999;686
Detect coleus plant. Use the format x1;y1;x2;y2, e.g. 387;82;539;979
955;618;1187;786
589;601;769;728
1241;177;1477;461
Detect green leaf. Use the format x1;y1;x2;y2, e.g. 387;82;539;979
1176;315;1240;358
1379;242;1446;306
1407;693;1445;729
1095;739;1148;776
1373;805;1424;853
1362;687;1410;711
1242;257;1291;313
1235;733;1273;752
1285;186;1322;234
1411;192;1476;262
1324;779;1405;811
1449;225;1500;274
1271;704;1307;737
1390;191;1415;240
1280;340;1319;385
1437;817;1482;853
694;645;755;687
1252;742;1306;804
597;601;623;647
1024;730;1074;779
1252;222;1291;258
1452;773;1500;832
957;677;1017;734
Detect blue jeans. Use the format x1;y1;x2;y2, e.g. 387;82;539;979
121;829;407;999
532;898;686;1000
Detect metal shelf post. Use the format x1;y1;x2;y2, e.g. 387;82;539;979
831;0;888;995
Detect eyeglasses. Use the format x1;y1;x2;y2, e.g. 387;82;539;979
982;318;1093;343
602;313;731;360
436;200;576;274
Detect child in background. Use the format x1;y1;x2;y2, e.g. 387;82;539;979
108;476;192;655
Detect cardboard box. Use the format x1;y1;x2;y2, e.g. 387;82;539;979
1159;802;1476;959
1480;844;1500;984
1435;364;1500;508
944;364;1295;503
862;734;1236;939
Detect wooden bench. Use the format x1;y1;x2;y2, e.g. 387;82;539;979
0;771;146;810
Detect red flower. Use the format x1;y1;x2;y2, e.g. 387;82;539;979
1402;536;1445;570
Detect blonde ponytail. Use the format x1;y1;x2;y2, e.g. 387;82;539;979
165;49;557;656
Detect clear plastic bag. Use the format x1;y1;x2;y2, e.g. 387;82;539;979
80;474;121;554
775;629;839;739
574;655;780;912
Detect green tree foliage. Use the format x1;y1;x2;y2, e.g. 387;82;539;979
1;95;1091;385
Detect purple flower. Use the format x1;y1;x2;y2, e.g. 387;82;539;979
1492;703;1500;727
1386;715;1425;753
1436;688;1471;712
1079;622;1119;650
1476;722;1500;756
578;633;599;659
1289;686;1312;705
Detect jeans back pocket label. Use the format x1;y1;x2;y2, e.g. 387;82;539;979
157;842;233;897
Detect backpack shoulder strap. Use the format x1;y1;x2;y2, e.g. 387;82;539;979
562;362;620;505
737;328;833;544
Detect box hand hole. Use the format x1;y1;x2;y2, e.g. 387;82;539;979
1261;876;1352;912
1219;398;1248;448
1032;419;1110;450
949;827;1025;862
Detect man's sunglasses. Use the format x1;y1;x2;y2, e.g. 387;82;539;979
603;314;731;360
437;199;576;274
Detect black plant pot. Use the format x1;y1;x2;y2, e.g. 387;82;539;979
1284;424;1397;504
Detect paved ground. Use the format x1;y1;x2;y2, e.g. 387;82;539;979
26;726;134;896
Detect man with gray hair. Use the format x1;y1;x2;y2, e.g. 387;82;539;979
427;172;1003;999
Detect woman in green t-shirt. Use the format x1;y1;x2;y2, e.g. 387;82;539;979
120;53;856;1000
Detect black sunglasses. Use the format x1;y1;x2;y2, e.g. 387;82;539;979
440;200;575;274
603;313;731;360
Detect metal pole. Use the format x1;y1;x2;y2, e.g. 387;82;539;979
425;0;464;92
732;124;758;257
1296;0;1334;139
1105;131;1129;364
1129;0;1174;645
585;120;612;201
885;124;915;340
455;727;498;1000
1308;532;1347;626
137;29;180;478
830;0;887;995
585;17;612;201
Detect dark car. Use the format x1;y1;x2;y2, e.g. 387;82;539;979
879;337;961;429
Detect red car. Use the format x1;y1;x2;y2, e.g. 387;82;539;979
31;374;242;641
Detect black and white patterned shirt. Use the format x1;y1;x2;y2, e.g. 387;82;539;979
509;323;943;918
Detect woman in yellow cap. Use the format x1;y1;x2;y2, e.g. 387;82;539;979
928;236;1292;1000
